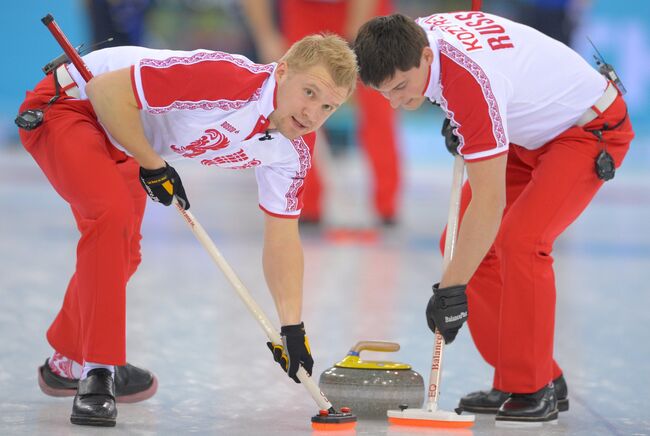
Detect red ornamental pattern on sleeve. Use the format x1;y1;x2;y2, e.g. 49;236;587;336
438;40;507;150
148;89;263;114
285;137;312;212
140;51;272;114
140;50;274;72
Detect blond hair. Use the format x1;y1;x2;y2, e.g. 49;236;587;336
280;33;358;96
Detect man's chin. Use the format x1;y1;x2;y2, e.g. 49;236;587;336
279;126;311;140
403;98;425;111
280;129;300;140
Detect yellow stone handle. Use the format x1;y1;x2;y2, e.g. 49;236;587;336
351;341;400;354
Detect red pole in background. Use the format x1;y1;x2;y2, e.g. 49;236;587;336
472;0;482;10
41;14;94;83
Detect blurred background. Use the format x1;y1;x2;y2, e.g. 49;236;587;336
2;0;648;173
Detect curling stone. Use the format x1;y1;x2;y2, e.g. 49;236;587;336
319;341;424;418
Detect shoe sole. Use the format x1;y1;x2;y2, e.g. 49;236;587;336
38;367;76;397
558;398;569;412
460;398;569;414
38;367;159;403
70;415;116;427
118;376;158;403
495;409;559;423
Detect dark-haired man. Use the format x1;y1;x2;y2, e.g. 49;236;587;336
354;12;633;423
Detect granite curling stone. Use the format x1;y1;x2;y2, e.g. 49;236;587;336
319;341;424;418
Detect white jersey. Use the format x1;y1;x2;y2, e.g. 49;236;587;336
416;12;607;161
64;46;314;218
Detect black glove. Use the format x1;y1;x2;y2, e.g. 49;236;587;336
139;162;190;210
441;117;460;156
266;322;313;383
426;283;468;344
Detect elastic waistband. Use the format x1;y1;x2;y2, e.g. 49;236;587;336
55;65;81;99
575;82;618;127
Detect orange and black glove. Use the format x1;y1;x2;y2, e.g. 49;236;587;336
266;322;314;383
139;162;190;210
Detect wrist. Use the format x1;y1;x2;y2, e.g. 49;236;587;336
433;283;467;295
140;157;166;171
140;163;168;177
439;281;464;288
281;322;305;336
440;272;467;288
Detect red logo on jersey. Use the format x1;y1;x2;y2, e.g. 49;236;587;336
421;12;514;52
220;121;240;134
171;128;230;158
200;149;261;169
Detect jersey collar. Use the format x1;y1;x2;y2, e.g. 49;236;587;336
244;63;278;140
422;36;442;103
257;63;278;120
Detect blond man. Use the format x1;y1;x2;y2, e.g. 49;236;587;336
18;34;357;427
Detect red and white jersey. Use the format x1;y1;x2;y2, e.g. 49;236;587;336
416;12;607;161
65;46;314;218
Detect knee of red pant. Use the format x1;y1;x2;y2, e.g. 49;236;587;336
495;227;551;257
128;248;142;276
88;197;139;235
130;230;143;263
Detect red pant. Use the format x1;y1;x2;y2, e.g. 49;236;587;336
441;95;633;393
19;75;146;365
280;0;400;219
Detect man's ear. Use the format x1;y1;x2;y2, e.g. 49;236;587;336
422;46;434;66
275;61;289;83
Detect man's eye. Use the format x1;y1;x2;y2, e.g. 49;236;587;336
323;104;332;111
395;83;406;90
305;89;314;96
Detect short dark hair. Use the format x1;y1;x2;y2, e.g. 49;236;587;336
353;14;429;88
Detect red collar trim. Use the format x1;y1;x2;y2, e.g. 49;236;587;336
244;115;270;141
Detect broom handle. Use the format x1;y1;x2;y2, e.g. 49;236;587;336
426;155;465;411
174;203;333;411
424;0;480;412
41;14;93;83
41;14;333;412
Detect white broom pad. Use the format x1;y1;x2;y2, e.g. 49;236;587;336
387;408;475;422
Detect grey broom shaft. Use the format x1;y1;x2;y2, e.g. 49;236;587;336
173;202;333;411
426;155;465;411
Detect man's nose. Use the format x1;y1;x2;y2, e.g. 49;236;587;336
388;94;402;109
305;102;326;121
382;90;401;109
302;106;314;122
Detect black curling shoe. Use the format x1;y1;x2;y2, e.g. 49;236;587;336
457;374;569;413
70;368;117;427
495;382;558;423
39;359;158;403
